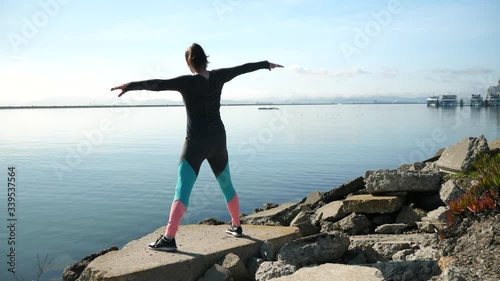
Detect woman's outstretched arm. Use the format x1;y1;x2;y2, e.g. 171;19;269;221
111;76;190;97
217;61;283;83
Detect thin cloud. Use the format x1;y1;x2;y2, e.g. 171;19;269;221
289;65;370;78
433;67;493;76
427;67;494;83
380;66;399;77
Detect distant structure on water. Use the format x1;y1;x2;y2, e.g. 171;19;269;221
470;94;484;106
427;78;500;107
485;79;500;107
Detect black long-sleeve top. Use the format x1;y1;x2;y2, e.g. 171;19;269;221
125;61;270;138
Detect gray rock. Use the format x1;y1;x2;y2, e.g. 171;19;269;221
398;164;412;172
331;213;373;235
416;221;436;233
277;232;350;267
374;223;408;234
410;162;426;171
344;245;388;264
300;191;321;206
436;135;490;173
269;263;385;281
406;246;440;261
373;241;412;260
439;180;465;205
423;161;440;173
422;206;449;229
63;246;118;281
343;194;404;214
255;261;296;281
263;202;279;210
392;249;415;261
259;240;276;261
198;264;233;281
198;217;226;225
318;177;365;205
220;253;251;281
314;201;349;222
364;261;441;281
289;211;320;237
365;170;442;194
396;206;421;227
241;203;302;226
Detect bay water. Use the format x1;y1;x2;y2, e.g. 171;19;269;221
0;104;499;280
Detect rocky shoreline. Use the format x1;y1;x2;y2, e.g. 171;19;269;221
64;136;500;281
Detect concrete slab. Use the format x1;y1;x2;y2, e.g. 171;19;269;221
79;225;301;281
342;194;404;214
272;263;384;281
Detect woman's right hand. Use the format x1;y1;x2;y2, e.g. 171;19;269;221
269;62;284;71
110;84;129;97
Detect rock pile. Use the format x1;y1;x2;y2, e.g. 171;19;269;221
191;135;494;281
62;135;498;281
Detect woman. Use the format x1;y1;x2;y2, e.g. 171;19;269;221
111;43;283;251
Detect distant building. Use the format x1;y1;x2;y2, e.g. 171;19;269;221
485;78;500;106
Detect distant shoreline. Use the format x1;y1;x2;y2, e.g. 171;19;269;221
0;102;424;110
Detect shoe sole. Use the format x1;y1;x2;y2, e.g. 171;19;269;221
148;246;177;252
226;230;243;237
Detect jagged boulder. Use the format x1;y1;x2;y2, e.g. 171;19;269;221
439;180;465;205
422;206;449;229
436;135;489;173
373;241;412;260
326;213;373;235
314;201;349;222
254;261;296;281
365;170;442;194
375;223;408;234
315;177;365;206
198;264;233;281
219;253;251;281
343;245;388;265
241;203;302;226
289;211;320;237
198;218;226;225
363;261;441;281
277;232;350;267
300;191;321;207
396;205;422;227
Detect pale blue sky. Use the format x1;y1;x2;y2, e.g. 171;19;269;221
1;0;499;105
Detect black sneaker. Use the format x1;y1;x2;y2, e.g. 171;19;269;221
148;235;177;252
226;225;243;237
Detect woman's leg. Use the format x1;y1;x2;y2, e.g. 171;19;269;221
165;139;204;238
215;163;241;226
207;134;241;226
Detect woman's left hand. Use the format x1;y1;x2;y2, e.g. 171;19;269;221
110;84;128;97
269;63;284;71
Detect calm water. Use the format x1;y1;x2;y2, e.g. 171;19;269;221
0;104;499;280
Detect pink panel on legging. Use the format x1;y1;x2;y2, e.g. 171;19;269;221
165;200;187;238
226;194;241;226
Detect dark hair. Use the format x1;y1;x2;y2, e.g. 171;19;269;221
185;43;209;72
